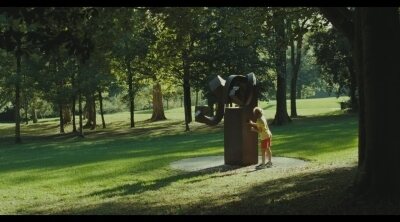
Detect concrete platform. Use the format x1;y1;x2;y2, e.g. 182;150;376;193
170;156;308;172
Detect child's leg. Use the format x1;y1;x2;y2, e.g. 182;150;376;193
266;147;272;163
266;138;272;163
261;148;266;164
260;140;267;165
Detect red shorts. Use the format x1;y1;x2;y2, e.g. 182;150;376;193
261;138;271;150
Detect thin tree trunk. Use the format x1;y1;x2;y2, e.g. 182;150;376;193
98;90;106;129
71;67;77;132
272;13;291;125
78;91;84;137
63;105;71;125
91;93;96;130
59;103;65;133
151;82;166;121
24;97;28;125
15;52;21;143
289;35;302;118
195;90;199;106
127;62;134;128
72;93;77;133
31;106;37;123
84;95;93;128
183;50;192;131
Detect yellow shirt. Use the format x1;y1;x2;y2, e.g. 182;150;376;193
256;116;272;140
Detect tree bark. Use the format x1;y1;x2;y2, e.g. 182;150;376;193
151;82;167;121
322;7;400;200
71;69;77;132
31;106;37;123
127;60;135;128
355;7;400;200
59;103;65;134
78;91;84;137
182;50;192;131
83;94;96;130
290;34;303;118
24;97;28;125
272;13;291;125
72;91;77;133
99;90;106;129
15;52;21;143
195;90;199;106
62;104;71;124
91;94;96;130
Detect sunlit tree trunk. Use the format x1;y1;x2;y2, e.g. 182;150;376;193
99;90;106;129
151;82;166;121
272;13;291;125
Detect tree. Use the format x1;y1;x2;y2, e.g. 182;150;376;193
320;7;400;200
111;8;154;128
270;10;291;125
286;8;321;117
309;27;357;111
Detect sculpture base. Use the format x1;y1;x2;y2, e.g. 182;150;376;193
224;107;258;166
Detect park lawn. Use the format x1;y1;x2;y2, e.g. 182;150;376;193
0;97;367;214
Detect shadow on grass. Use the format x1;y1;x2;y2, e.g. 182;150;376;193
86;164;241;199
49;165;400;215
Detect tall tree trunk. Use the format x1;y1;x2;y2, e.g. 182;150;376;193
183;51;192;131
98;90;106;129
63;104;71;124
15;52;21;143
290;35;303;118
355;8;400;200
71;69;77;132
31;106;37;123
272;13;291;125
151;82;166;121
72;92;77;133
24;97;28;125
166;98;169;110
127;62;135;128
84;95;96;129
91;94;96;130
195;90;199;106
59;103;65;134
78;91;84;137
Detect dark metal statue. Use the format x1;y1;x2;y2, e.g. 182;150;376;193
195;73;258;166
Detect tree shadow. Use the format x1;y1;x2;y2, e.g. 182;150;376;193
42;165;400;215
85;164;241;199
183;166;400;215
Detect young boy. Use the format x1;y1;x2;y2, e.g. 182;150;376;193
248;107;272;168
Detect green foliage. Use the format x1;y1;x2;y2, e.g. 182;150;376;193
308;27;352;97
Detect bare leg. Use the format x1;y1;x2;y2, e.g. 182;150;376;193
266;147;272;163
261;149;266;165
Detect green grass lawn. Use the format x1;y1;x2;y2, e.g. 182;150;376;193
0;97;368;214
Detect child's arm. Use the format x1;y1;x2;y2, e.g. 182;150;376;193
251;127;259;133
248;120;257;128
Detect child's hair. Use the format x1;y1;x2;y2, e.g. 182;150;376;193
253;107;263;118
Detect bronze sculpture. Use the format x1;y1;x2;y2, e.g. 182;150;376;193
195;73;258;166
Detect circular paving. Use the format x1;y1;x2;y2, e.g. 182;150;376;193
170;156;308;172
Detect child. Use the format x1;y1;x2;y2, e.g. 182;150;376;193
248;107;272;168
